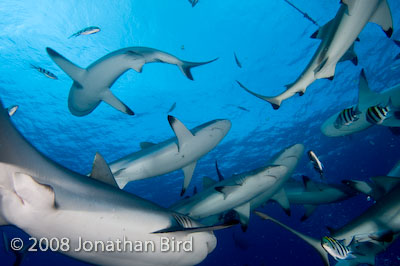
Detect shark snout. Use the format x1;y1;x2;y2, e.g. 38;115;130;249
210;119;232;136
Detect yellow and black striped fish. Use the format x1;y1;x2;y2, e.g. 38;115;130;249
334;106;360;129
366;98;400;125
321;236;354;261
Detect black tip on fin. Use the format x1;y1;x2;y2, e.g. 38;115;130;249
302;175;311;187
298;91;304;96
384;27;393;38
284;208;291;217
326;226;336;235
168;115;176;125
356;37;360;42
300;215;308;222
46;47;60;58
272;103;280;110
351;56;358;66
326;76;334;81
180;188;186;197
241;224;248;232
310;30;319;39
125;106;135;116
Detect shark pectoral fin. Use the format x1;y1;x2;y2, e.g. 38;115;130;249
125;51;146;73
46;47;86;82
178;58;218;81
255;211;330;266
302;175;322;191
203;176;217;189
12;172;55;209
339;43;358;66
271;188;291;216
369;0;393;38
140;142;156;149
168;115;193;152
301;205;317;221
236;80;282;110
181;161;197;196
101;89;134;115
215;185;240;199
310;19;334;40
90;152;119;188
233;202;250;232
215;160;225;181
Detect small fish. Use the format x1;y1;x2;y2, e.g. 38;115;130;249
234;52;242;68
167;102;176;113
334;106;360;129
321;236;355;261
237;106;249;112
68;26;100;38
366;98;400;125
188;0;199;7
30;64;58;80
307;150;324;179
7;105;18;117
181;45;185;50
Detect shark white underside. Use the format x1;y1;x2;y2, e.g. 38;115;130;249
46;47;217;116
321;70;400;137
239;0;393;109
170;144;304;230
109;116;231;196
0;102;221;266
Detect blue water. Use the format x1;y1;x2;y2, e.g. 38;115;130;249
1;0;400;265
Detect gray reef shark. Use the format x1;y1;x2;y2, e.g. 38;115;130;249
255;160;400;266
170;144;304;231
109;115;231;195
0;100;229;266
321;69;400;137
46;47;217;116
238;0;393;109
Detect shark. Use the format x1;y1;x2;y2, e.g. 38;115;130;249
0;100;231;266
238;0;393;109
255;160;400;266
321;69;400;137
46;47;217;116
109;115;231;195
170;144;304;231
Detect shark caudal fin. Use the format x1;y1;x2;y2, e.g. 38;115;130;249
255;211;330;266
236;81;282;110
178;58;218;80
46;47;86;85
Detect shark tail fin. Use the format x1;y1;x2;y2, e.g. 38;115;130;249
46;47;86;83
179;58;218;80
255;211;330;266
236;80;282;110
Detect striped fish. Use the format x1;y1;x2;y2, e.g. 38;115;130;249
307;150;324;179
30;64;58;80
366;98;400;125
334;106;360;129
68;26;100;38
321;236;354;261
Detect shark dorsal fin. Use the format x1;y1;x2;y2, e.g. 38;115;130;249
203;176;217;189
271;188;291;216
90;152;119;188
215;160;225;181
140;142;156;149
369;0;393;38
302;175;321;191
168;115;194;152
233;202;250;232
358;69;378;105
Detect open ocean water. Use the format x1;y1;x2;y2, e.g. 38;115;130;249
1;0;400;265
